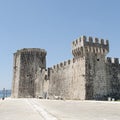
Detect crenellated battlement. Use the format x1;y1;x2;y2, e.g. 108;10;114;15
72;36;109;57
105;57;120;64
40;68;47;73
72;36;109;47
52;58;76;70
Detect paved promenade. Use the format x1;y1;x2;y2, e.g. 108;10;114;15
0;98;120;120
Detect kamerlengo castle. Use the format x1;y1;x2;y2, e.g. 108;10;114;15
11;36;120;100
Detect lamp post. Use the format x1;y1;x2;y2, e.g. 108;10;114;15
2;88;5;100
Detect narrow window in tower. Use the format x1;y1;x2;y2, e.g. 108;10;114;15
97;59;100;61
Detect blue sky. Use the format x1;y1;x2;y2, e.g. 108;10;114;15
0;0;120;90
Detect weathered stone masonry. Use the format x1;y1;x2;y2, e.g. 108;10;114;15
11;36;120;100
12;48;47;98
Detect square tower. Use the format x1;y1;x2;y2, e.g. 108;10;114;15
72;36;109;100
11;48;47;98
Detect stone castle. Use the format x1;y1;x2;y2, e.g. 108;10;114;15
11;36;120;100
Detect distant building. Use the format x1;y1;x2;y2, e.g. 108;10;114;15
11;36;120;100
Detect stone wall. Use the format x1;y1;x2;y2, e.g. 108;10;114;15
48;58;86;100
11;52;21;98
106;57;120;100
85;52;108;100
35;68;49;98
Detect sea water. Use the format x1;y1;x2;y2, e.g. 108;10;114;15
0;90;11;98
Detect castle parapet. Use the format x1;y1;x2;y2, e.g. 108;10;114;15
16;48;47;56
52;59;75;71
106;57;120;64
72;36;109;57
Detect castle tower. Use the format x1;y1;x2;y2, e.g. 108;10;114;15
11;48;47;98
72;36;109;100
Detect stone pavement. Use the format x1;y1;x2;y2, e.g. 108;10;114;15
0;98;120;120
0;98;44;120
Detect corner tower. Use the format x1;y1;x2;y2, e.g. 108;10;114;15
72;36;109;100
11;48;47;98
